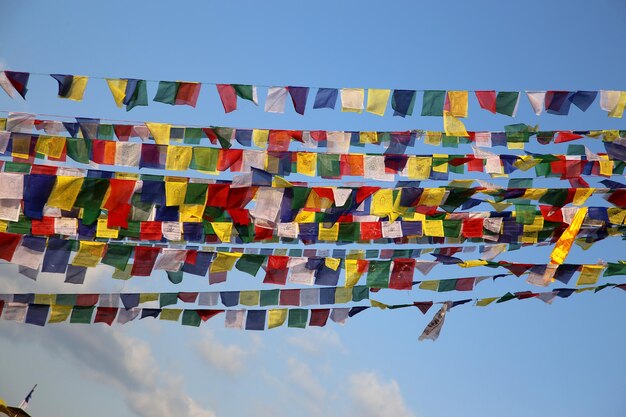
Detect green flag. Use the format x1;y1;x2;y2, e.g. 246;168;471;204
167;271;184;284
495;92;519;116
70;306;95;323
126;80;148;111
260;289;280;307
437;279;457;292
153;81;179;105
160;293;178;308
181;310;201;327
317;154;341;178
233;85;256;102
184;183;208;205
421;90;446;116
288;309;308;328
352;286;369;302
366;260;391;288
604;262;626;276
192;148;219;171
235;254;266;277
102;244;133;271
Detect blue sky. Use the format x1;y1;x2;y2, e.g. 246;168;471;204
0;1;625;417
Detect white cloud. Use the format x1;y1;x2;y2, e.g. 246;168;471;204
196;330;261;375
128;382;217;417
286;328;346;356
286;357;327;401
349;372;415;417
0;324;216;417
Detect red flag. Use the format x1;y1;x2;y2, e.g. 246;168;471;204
475;90;497;113
175;82;201;107
131;247;161;276
216;84;237;113
0;233;21;261
309;309;330;326
389;258;416;290
94;307;118;326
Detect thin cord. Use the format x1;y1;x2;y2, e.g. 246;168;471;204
2;69;615;94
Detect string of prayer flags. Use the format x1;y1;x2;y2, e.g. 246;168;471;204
1;70;625;119
153;81;202;107
50;74;89;102
3;284;621;329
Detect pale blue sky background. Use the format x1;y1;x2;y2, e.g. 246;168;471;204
0;1;625;417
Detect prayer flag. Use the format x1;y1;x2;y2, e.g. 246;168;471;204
365;89;390;116
50;74;89;101
421;90;445;116
475;90;496;113
313;88;338;109
340;88;364;113
391;90;416;117
3;71;29;99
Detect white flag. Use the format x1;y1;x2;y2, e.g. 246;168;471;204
525;91;546;116
265;87;288;113
418;302;450;341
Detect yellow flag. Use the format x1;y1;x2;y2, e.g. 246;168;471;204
360;131;378;144
165;179;188;206
67;75;89;101
458;259;488;268
522;188;548;200
272;176;293;188
294;210;316;223
318;222;339;241
423;220;444;237
432;154;448;173
573;188;594;206
160;309;183;321
0;220;7;233
447;91;468;118
48;305;72;323
443;110;469;137
424;131;442;146
139;293;159;303
210;252;242;273
325;257;341;271
370;299;388;309
96;218;119;239
598;155;613;176
178;204;203;223
166;146;193;170
34;294;55;305
72;241;106;267
608;91;626;118
513;155;540;171
268;309;288;329
335;287;352;303
345;259;363;287
106;78;128;108
550;207;588;264
240;291;260;306
577;264;604;286
366;89;391;116
252;129;269;148
476;297;498;307
371;189;394;217
145;122;172;145
407;156;432;180
608;208;626;225
36;135;66;158
211;222;233;242
47;176;84;211
419;280;439;291
296;152;317;176
419;188;447;207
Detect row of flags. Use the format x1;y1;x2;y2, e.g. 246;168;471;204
2;132;626;182
1;284;623;330
5;114;624;150
1;71;625;118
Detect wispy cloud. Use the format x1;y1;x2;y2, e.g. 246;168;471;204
286;328;347;356
196;330;262;375
348;372;415;417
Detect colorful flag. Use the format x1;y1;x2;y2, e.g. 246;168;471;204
2;71;29;99
50;74;89;101
153;81;201;107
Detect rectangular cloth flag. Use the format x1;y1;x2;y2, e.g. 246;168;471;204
153;81;202;107
421;90;446;116
341;88;364;113
366;89;390;116
313;88;338;109
50;74;89;101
